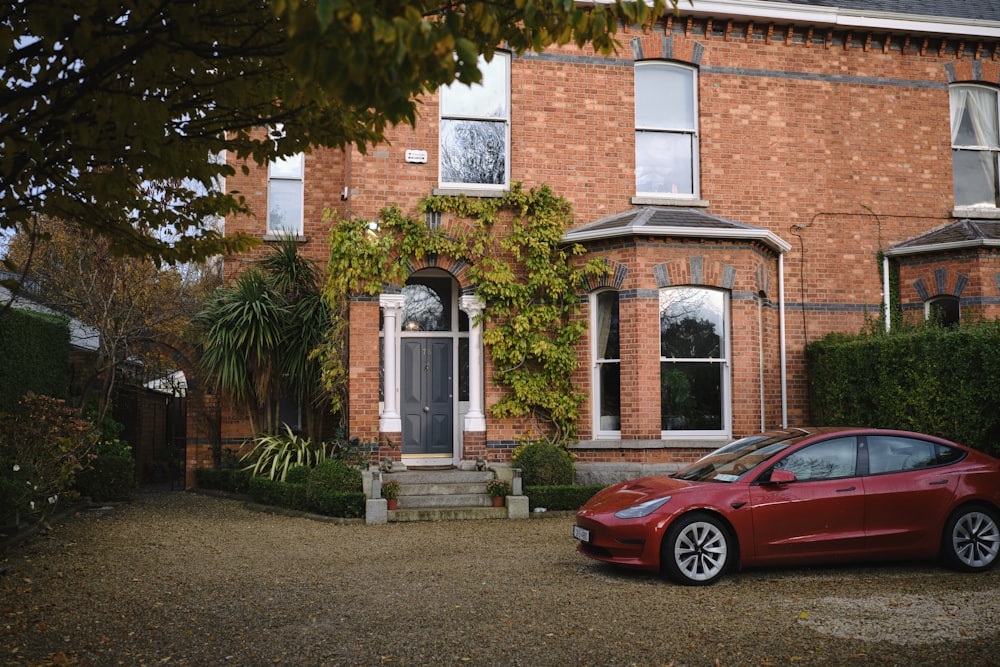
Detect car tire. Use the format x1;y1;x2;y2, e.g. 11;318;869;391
942;504;1000;573
661;512;732;586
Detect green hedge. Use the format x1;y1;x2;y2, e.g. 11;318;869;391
525;484;606;511
0;309;70;411
74;455;135;502
194;467;253;494
807;323;1000;455
248;477;310;511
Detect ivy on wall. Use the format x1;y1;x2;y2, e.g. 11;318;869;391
322;183;609;443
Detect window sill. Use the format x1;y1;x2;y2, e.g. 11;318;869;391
432;187;507;198
952;207;1000;220
263;233;307;242
632;196;710;208
571;438;729;450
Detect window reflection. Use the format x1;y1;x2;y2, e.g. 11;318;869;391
402;278;451;331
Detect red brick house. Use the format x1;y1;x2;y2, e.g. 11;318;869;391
203;0;1000;484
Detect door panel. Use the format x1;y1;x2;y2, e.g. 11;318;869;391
400;338;453;455
748;436;865;563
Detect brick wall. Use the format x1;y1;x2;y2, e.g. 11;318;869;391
212;12;1000;468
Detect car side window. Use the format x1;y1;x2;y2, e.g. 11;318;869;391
773;437;857;481
867;436;964;474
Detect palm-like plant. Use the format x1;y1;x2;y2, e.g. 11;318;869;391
196;238;332;438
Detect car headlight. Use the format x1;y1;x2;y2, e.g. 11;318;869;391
614;496;672;519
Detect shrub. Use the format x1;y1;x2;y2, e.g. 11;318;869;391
0;393;97;517
240;425;327;481
74;439;135;502
306;460;364;516
284;464;312;484
525;484;606;511
194;467;252;494
74;455;134;502
248;477;309;511
307;459;363;497
513;441;575;486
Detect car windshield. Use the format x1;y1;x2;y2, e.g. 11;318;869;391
672;433;799;483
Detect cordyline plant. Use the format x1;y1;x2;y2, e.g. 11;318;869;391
322;183;609;445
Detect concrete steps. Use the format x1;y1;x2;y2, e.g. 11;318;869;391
383;469;506;522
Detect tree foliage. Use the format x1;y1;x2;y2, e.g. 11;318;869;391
1;1;675;265
195;239;332;438
5;216;203;424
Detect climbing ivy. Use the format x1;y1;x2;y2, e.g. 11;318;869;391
322;183;608;444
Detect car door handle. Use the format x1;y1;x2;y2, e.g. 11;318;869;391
836;486;856;493
929;480;948;486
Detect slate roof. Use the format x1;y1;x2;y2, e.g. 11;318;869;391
885;219;1000;256
563;207;791;252
768;1;1000;23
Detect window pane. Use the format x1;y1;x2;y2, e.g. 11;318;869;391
953;149;998;208
270;153;303;178
661;361;722;430
775;437;858;481
441;56;508;118
599;362;621;432
402;279;451;332
459;338;469;402
660;288;724;359
635;65;694;130
440;120;506;185
950;87;999;148
596;291;620;360
927;296;960;327
268;179;302;233
636;132;693;195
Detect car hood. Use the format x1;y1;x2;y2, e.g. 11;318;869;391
580;476;695;514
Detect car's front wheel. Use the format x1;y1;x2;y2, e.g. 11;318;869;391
943;504;1000;572
661;512;732;585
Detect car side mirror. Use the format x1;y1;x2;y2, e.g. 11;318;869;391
766;469;797;485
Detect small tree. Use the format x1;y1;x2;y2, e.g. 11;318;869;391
196;239;332;439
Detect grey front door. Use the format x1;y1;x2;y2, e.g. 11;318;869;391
401;338;454;456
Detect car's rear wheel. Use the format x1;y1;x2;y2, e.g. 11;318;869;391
943;504;1000;572
661;512;731;586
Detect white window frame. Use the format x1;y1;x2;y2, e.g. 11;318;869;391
267;152;304;235
635;61;700;199
659;287;730;438
925;294;960;326
950;83;1000;211
591;289;621;438
438;53;511;191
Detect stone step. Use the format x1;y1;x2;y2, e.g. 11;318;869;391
395;493;496;509
384;470;493;485
388;506;507;522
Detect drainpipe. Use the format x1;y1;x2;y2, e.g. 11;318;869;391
779;253;788;429
758;292;766;432
883;255;891;332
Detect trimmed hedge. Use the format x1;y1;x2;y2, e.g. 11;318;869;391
525;484;606;511
513;441;575;486
0;309;71;411
74;455;135;502
248;477;309;511
807;323;1000;455
194;467;253;494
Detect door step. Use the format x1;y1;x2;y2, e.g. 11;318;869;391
383;470;506;522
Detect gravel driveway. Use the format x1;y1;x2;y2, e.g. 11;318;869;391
2;491;999;666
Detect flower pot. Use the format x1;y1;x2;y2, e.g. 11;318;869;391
492;496;505;508
387;498;398;510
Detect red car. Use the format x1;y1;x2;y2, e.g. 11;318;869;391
574;427;1000;585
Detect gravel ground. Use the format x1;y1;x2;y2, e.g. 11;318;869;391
2;491;999;667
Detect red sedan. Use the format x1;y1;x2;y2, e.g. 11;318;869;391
574;427;1000;585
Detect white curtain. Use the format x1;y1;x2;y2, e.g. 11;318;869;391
950;87;998;207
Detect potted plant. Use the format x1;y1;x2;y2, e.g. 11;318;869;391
486;478;510;507
382;479;401;510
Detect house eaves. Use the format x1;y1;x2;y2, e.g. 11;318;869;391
885;219;1000;257
563;206;792;253
590;0;1000;39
